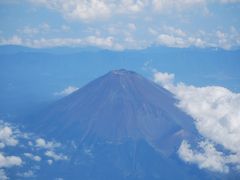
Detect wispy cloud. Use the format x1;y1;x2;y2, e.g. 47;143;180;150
45;151;68;161
54;86;79;96
24;153;41;161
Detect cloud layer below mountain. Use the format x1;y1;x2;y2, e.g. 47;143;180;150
154;71;240;173
0;120;68;179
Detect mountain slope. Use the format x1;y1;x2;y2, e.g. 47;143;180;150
30;70;197;146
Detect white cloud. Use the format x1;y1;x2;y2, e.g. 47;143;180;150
147;26;207;48
157;34;185;47
178;140;230;173
155;27;239;49
35;138;60;149
54;86;79;96
0;125;18;148
55;178;64;180
28;0;240;23
128;23;137;31
85;36;114;48
220;0;240;3
118;0;147;13
154;71;240;172
0;36;22;45
0;120;68;178
0;27;238;50
30;0;112;22
152;0;206;11
28;0;149;22
173;84;240;154
0;153;22;168
215;29;240;50
157;34;206;48
47;159;53;165
153;71;175;89
0;1;231;50
24;153;41;161
148;27;158;35
29;0;206;21
0;169;8;180
0;35;123;50
17;23;72;37
45;151;68;161
162;26;186;37
19;26;39;36
18;170;35;178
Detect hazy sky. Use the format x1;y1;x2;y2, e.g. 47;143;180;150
0;0;240;50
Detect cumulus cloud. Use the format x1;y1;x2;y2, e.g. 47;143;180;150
28;0;240;23
172;84;240;154
154;71;240;172
0;26;239;50
178;140;230;173
0;123;18;148
54;86;79;96
153;71;175;89
0;0;238;50
157;34;206;48
0;120;68;179
118;0;147;13
24;153;41;161
29;0;112;22
45;151;68;161
85;36;114;48
150;26;239;49
29;0;148;22
214;28;240;50
35;138;60;149
29;0;208;21
0;153;22;168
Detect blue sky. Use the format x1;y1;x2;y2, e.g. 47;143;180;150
0;0;240;50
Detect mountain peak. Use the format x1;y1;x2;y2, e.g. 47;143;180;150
109;69;136;75
32;70;197;146
107;69;139;80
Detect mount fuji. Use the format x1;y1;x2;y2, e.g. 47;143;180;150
22;69;227;179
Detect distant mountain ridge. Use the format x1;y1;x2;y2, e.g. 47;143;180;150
1;45;239;55
0;45;101;55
